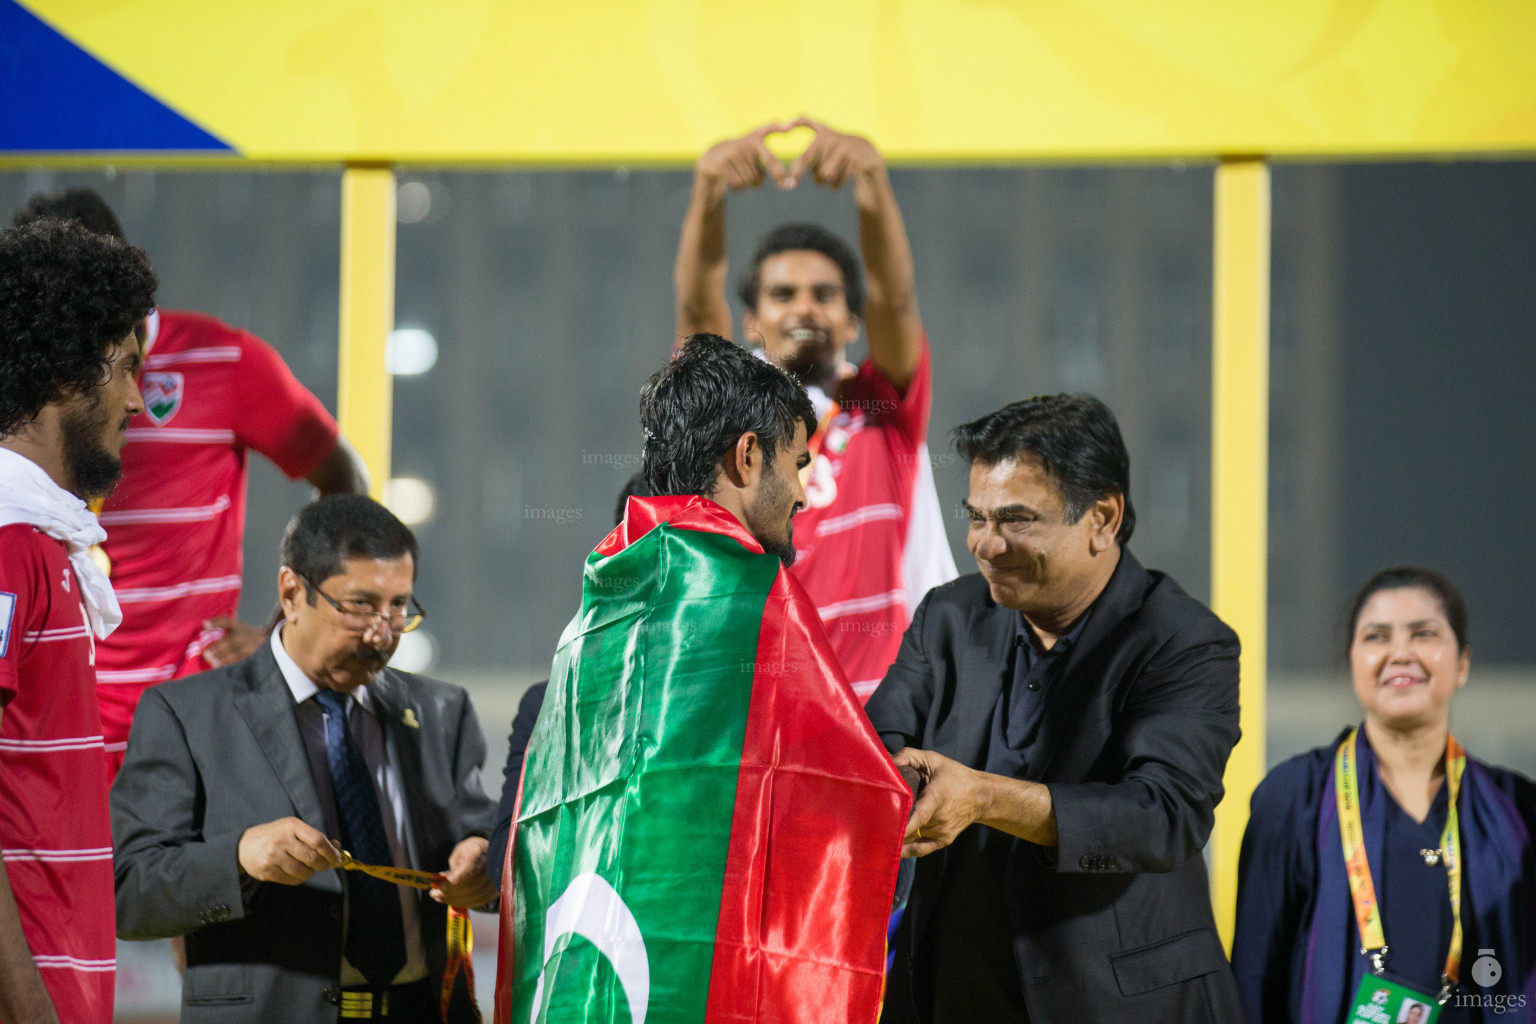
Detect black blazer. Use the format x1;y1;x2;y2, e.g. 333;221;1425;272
866;549;1245;1024
111;643;496;1024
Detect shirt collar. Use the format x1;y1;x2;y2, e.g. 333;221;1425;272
270;627;374;714
1016;605;1092;655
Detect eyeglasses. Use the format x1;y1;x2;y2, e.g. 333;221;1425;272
299;573;426;634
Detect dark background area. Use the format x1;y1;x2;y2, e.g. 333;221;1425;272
2;161;1530;674
1334;163;1535;664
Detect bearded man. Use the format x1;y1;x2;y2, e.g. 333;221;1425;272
0;218;157;1024
499;335;911;1024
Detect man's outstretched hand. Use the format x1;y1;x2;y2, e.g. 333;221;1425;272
895;747;1059;857
237;817;343;885
894;748;992;858
201;616;269;668
430;836;497;908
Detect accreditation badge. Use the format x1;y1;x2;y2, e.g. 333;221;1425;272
1348;974;1441;1024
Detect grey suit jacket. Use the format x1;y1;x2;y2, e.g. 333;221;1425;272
866;549;1245;1024
111;644;496;1024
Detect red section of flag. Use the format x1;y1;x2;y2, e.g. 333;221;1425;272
705;568;911;1024
596;494;765;559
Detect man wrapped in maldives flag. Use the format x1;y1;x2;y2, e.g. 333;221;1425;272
496;335;912;1024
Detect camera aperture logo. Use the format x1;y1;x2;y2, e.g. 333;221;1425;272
1454;948;1525;1015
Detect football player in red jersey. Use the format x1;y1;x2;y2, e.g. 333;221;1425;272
13;189;370;780
0;218;156;1024
674;119;956;699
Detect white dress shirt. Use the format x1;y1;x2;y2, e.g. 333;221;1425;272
270;628;428;986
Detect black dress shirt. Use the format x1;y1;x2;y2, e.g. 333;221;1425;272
928;609;1090;1024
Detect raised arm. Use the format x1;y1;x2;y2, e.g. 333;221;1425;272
674;123;790;341
787;118;923;390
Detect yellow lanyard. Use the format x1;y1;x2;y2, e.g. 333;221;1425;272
1335;727;1466;989
340;853;481;1022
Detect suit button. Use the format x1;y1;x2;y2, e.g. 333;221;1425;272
322;988;340;1005
1079;855;1091;870
328;905;342;921
1105;856;1117;869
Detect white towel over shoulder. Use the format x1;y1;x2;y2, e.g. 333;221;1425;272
0;448;122;638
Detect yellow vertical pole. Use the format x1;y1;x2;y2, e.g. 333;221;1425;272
338;165;396;501
1210;157;1270;951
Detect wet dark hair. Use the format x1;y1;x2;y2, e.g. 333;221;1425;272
1342;566;1470;658
0;219;156;437
281;495;419;602
639;333;816;497
953;393;1136;545
735;222;865;318
13;188;126;241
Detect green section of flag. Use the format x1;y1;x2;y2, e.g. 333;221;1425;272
513;524;780;1024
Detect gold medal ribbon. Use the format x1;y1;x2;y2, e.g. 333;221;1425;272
339;853;482;1021
1336;727;1466;990
440;905;479;1023
340;850;443;889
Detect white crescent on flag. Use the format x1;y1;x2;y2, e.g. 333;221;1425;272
530;872;650;1024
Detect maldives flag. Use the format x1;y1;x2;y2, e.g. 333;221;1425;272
496;495;911;1024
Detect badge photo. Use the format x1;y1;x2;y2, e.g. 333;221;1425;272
140;371;185;426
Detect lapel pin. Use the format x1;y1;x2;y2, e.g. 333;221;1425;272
401;708;421;729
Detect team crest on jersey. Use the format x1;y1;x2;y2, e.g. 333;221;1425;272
141;371;185;425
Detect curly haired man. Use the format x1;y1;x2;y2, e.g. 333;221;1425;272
0;218;156;1024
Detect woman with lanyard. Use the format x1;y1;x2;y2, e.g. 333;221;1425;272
1232;567;1535;1022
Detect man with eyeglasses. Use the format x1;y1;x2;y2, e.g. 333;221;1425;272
111;495;496;1024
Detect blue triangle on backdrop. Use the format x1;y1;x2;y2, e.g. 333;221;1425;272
0;0;233;153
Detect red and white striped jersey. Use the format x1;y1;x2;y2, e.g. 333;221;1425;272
791;340;956;700
95;310;338;770
0;524;116;1024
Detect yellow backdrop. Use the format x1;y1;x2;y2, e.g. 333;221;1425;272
16;0;1536;163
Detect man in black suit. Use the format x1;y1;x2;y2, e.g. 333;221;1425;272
112;495;496;1024
866;394;1244;1023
